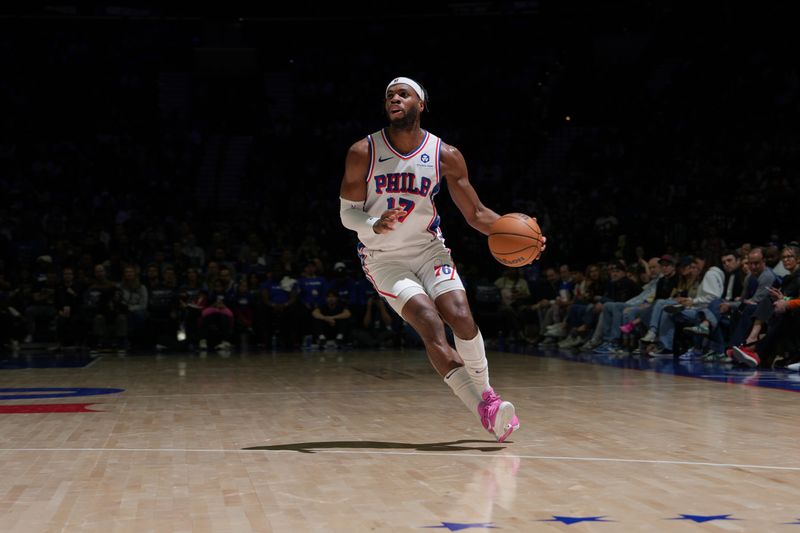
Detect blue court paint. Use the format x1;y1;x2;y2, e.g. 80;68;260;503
422;523;498;531
667;514;740;523
0;388;124;400
518;347;800;393
538;516;614;525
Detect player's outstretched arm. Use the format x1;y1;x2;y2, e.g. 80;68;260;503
440;143;500;236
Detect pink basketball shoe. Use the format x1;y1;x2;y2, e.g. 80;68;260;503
478;388;520;442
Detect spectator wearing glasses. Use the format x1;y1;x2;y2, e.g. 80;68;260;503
731;245;800;367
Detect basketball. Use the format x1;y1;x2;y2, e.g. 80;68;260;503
488;213;543;267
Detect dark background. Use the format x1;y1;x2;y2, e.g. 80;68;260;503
1;1;797;279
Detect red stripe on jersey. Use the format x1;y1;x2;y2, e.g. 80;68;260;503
361;258;398;299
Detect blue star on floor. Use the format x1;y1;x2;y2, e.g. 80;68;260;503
667;514;740;523
538;516;613;525
422;523;498;531
785;518;800;525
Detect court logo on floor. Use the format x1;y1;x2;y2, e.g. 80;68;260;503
0;387;124;413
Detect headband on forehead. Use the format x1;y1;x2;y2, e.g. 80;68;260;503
386;76;425;102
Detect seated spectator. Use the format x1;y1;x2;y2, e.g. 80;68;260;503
641;255;697;355
260;267;292;348
541;264;575;341
741;245;800;347
199;279;235;352
351;290;396;349
732;294;800;368
730;246;800;367
312;290;352;349
624;255;677;341
147;267;178;350
664;254;726;359
119;265;148;351
575;260;638;352
204;261;221;289
557;264;605;348
296;261;326;343
232;278;256;343
81;264;126;351
523;267;559;342
681;250;745;360
54;267;82;349
591;257;660;354
179;287;208;350
494;267;531;342
722;247;778;358
218;267;237;301
327;262;358;312
615;257;662;347
23;268;59;343
143;263;161;291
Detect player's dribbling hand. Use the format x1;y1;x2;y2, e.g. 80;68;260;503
372;207;407;234
531;217;547;261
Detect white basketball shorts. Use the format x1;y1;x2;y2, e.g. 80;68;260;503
358;239;465;318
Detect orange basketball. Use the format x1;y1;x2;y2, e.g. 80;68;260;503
488;213;543;267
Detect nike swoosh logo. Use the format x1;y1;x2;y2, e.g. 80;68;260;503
378;155;394;162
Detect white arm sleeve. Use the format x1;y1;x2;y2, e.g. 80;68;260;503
340;197;379;233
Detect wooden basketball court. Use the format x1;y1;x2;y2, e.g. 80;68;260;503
0;347;798;532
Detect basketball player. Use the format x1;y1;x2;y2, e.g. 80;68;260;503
339;77;545;442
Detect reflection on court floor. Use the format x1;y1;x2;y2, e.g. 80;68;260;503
0;347;798;531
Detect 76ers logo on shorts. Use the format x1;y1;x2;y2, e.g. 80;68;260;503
434;263;454;278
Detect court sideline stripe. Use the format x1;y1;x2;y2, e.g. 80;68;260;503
93;382;717;399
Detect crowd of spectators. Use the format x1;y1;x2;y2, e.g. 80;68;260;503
481;243;800;369
0;4;798;367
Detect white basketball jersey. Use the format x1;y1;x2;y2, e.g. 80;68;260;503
356;128;444;252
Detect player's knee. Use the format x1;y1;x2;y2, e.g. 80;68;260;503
413;308;445;341
444;307;475;335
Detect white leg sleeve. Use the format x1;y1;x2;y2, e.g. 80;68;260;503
444;366;481;419
454;329;491;394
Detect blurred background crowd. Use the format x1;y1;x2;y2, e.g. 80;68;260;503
0;2;797;365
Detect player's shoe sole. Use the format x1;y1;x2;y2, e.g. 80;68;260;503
494;402;519;442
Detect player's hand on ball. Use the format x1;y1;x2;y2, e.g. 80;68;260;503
529;216;546;260
373;207;406;233
535;229;546;260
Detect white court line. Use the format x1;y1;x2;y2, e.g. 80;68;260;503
1;447;798;472
116;382;709;399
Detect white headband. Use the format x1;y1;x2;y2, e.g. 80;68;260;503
386;77;425;102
